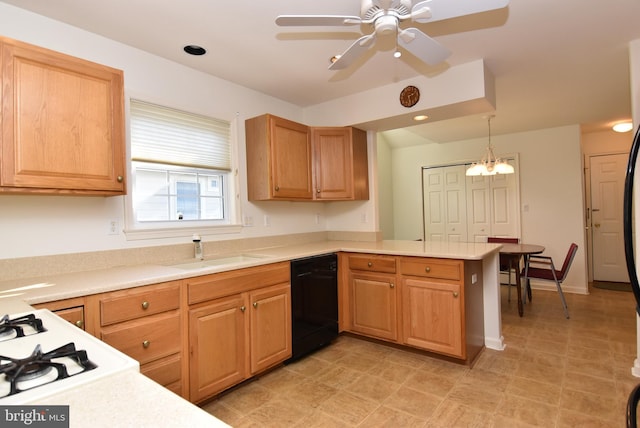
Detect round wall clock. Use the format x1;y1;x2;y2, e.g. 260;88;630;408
399;85;420;108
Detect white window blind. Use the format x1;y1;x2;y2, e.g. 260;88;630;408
130;99;231;171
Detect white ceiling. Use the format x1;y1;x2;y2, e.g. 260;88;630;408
3;0;640;146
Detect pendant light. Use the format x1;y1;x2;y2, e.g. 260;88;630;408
466;115;514;176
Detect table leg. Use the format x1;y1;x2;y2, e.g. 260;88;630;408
524;255;532;302
513;257;523;317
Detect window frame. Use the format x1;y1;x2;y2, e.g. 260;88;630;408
123;98;242;241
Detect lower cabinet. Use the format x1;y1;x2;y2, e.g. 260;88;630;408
186;262;291;403
341;252;484;363
95;280;184;396
34;296;89;333
349;272;398;341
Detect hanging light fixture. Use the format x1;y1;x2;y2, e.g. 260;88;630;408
466;115;514;176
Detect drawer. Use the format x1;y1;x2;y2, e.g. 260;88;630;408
141;353;181;387
400;257;463;281
348;254;396;273
101;311;181;365
101;281;180;326
188;262;289;305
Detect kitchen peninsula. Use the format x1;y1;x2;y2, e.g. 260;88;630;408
0;239;501;423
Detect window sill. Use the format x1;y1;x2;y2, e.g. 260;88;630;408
123;224;242;241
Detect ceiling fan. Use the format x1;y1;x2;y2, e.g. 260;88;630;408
276;0;509;70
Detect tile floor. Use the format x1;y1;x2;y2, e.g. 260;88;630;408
202;284;639;427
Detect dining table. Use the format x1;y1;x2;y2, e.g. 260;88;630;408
498;243;545;317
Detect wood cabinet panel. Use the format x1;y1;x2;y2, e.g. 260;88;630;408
347;254;396;273
0;36;125;195
187;262;289;305
34;297;88;332
400;258;462;281
100;281;180;326
312;126;368;201
245;114;312;200
141;353;182;388
188;294;248;403
349;271;398;341
249;282;291;374
401;278;463;358
100;311;181;365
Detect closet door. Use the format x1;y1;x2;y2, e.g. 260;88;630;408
422;165;468;242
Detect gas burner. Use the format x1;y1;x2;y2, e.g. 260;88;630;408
0;314;47;341
0;343;97;398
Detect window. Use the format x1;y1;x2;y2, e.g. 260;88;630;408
128;100;235;233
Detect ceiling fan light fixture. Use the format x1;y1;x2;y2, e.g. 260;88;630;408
413;114;428;121
613;121;633;132
329;55;341;64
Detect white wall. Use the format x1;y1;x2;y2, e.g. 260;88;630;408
0;4;371;259
381;125;588;294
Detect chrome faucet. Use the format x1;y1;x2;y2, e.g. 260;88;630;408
193;234;203;260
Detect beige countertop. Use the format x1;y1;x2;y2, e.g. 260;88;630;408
0;239;501;426
0;240;500;307
30;371;229;428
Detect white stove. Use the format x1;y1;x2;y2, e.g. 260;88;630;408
0;309;139;404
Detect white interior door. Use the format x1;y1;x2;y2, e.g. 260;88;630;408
590;153;629;282
467;175;491;242
422;165;467;241
490;172;519;237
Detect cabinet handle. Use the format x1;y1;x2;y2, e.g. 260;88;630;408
117;175;123;183
367;262;373;267
75;320;84;328
275;185;280;191
453;292;459;298
390;283;395;288
316;189;321;194
240;305;246;312
142;340;150;348
425;267;431;273
253;302;258;308
141;301;150;310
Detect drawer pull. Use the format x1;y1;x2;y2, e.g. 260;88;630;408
240;305;246;312
75;320;84;328
425;267;431;273
367;262;373;267
390;283;395;288
453;292;459;298
117;175;124;183
275;185;280;191
141;301;150;310
253;302;258;309
142;340;151;349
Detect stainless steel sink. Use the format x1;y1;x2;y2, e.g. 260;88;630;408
170;254;271;270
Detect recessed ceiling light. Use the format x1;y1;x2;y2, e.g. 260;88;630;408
612;121;633;132
413;115;429;121
184;45;206;56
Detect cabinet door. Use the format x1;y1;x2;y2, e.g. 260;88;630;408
312;127;353;200
269;116;313;199
188;294;249;402
349;272;397;341
401;278;463;358
249;282;291;374
1;37;125;194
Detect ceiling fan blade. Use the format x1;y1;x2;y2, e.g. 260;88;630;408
411;0;509;23
329;34;376;70
397;28;451;65
276;15;362;27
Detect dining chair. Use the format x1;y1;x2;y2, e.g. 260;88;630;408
521;243;578;319
487;237;520;302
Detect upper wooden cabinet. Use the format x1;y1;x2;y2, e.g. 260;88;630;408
311;126;369;201
245;114;313;200
0;36;126;195
245;114;368;201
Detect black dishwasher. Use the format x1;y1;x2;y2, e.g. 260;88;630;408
287;253;338;362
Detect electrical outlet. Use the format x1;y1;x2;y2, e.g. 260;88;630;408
108;220;119;235
243;216;253;226
264;215;270;227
